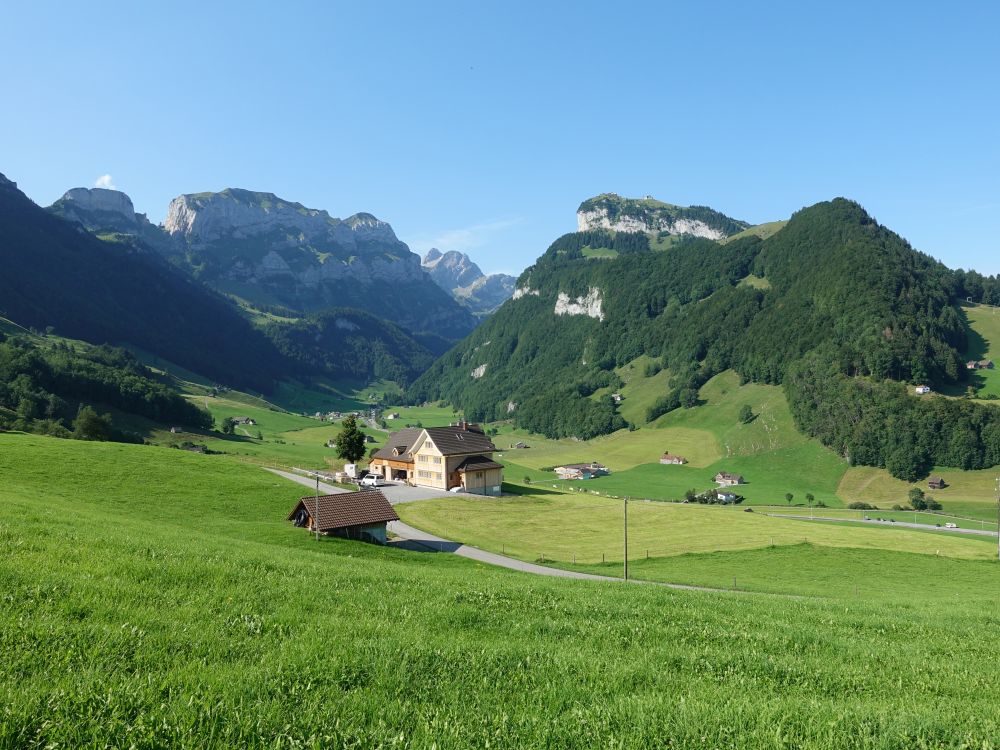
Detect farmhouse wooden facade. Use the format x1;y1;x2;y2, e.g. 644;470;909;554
287;490;399;544
368;423;503;495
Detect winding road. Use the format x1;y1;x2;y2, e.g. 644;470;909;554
267;468;717;590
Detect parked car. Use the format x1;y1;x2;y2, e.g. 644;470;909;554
944;522;958;529
360;474;384;487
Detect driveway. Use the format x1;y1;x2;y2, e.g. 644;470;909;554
268;468;463;505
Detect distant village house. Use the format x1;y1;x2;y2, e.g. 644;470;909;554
928;476;946;490
715;471;745;487
287;489;399;544
966;359;994;370
660;453;687;465
232;416;257;425
554;462;610;480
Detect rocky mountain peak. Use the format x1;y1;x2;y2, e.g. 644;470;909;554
422;248;485;289
48;187;149;233
422;248;517;316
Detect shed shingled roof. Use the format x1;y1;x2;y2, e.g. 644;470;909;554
287;490;399;532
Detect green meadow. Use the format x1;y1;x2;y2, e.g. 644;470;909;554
3;432;1000;747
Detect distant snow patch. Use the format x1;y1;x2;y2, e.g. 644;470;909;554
554;288;604;321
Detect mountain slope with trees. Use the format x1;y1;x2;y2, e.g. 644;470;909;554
411;198;1000;479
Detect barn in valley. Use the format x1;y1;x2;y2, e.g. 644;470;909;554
287;489;399;544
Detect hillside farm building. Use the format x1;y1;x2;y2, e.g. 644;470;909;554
914;385;931;395
928;476;946;490
287;490;399;544
555;462;609;480
368;422;503;495
660;453;687;465
715;471;745;487
966;360;994;370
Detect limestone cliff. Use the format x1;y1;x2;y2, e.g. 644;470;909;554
161;189;476;338
577;193;749;240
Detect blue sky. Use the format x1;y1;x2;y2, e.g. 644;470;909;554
2;1;998;276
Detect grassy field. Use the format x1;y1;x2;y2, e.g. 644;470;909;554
397;491;994;566
721;220;788;244
5;433;1000;747
498;371;849;506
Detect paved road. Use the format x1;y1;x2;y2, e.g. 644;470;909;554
269;468;459;504
267;468;725;590
765;513;999;538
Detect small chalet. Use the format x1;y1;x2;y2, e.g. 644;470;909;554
715;471;745;487
928;476;946;490
914;385;931;395
287;489;399;544
554;462;609;480
510;441;530;449
611;393;624;404
716;490;738;504
967;359;994;370
660;453;687;465
232;416;257;425
368;422;503;495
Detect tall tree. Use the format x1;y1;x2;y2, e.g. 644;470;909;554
335;415;367;464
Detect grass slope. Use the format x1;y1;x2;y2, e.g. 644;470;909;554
4;433;1000;747
960;302;1000;397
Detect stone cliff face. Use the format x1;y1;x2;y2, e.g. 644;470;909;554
422;248;516;316
49;188;153;234
161;189;476;338
576;193;749;240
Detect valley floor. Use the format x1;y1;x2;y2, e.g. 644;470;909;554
3;432;1000;748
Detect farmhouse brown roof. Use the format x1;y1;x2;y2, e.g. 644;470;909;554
423;426;496;455
370;428;424;462
455;455;504;472
288;490;399;532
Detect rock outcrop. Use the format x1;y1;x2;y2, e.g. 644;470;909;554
577;193;749;240
49;188;151;233
421;248;516;316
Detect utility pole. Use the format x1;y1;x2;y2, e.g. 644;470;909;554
624;495;629;581
996;476;999;562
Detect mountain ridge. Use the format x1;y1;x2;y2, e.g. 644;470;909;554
421;248;516;316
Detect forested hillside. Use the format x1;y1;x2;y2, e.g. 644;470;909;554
412;199;1000;478
0;332;211;439
261;308;437;385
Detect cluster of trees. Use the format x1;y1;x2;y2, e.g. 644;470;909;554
0;335;212;440
785;349;1000;480
543;230;650;260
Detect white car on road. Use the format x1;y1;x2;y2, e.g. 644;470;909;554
360;474;385;488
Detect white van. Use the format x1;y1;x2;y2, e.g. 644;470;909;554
360;473;384;488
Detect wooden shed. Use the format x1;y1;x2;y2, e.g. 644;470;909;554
287;490;399;544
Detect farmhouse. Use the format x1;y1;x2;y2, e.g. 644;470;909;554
554;462;609;480
232;416;257;425
660;453;687;465
715;471;745;486
928;476;946;490
287;489;399;544
716;490;738;504
368;422;503;495
914;385;931;395
611;393;623;404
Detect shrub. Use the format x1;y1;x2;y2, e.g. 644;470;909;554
848;501;876;510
